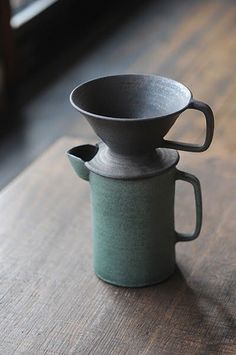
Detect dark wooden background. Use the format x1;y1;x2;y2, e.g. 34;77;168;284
1;0;236;189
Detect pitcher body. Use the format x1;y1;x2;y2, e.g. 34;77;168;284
90;170;176;287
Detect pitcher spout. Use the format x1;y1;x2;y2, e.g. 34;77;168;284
67;144;98;181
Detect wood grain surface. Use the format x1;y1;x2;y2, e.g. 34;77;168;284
0;135;235;354
1;0;236;353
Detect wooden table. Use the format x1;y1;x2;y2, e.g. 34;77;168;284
0;136;235;354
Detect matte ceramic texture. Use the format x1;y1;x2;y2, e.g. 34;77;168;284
67;73;210;287
70;74;214;156
67;146;202;287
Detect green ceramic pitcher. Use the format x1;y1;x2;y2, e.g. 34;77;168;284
67;143;202;287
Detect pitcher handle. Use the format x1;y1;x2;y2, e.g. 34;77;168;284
163;99;214;152
175;170;202;242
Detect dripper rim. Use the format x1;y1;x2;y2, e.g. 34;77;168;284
70;73;193;121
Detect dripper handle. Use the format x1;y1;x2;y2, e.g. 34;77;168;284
175;170;202;242
163;99;214;152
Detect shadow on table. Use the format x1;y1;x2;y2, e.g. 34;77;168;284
106;266;235;353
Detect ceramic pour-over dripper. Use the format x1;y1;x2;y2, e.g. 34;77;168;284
67;74;213;287
70;74;214;155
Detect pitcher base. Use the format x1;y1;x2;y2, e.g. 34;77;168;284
95;267;176;288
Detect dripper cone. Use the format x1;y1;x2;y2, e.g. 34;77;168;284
70;74;192;155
